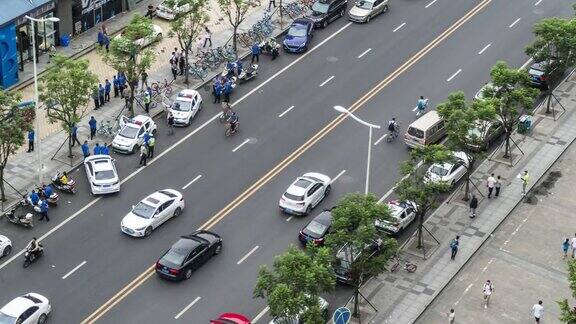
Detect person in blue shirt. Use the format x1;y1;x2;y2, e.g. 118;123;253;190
416;96;428;117
104;79;111;103
97;30;104;47
143;131;151;146
103;33;110;52
101;143;110;155
251;43;261;63
81;140;90;158
113;75;119;98
118;73;126;98
27;129;35;152
38;200;49;222
98;84;105;107
223;80;233;103
71;124;81;146
94;143;101;155
29;190;40;205
42;184;53;199
89;116;97;140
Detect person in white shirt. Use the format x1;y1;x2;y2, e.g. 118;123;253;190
447;308;455;323
487;173;496;198
532;300;544;323
571;234;576;258
483;280;494;308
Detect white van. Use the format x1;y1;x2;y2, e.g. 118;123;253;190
404;110;445;148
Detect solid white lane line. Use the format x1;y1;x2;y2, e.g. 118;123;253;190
509;18;521;28
520;57;533;70
358;48;372;58
412;106;419;111
332;170;347;183
478;43;491;55
278;105;295;118
377;161;423;203
232;139;250;152
373;134;388;146
319;76;335;87
286;216;294;222
425;0;437;8
446;68;462;82
253;306;270;323
182;174;202;190
174;297;201;319
534;0;542;5
237;246;260;265
62;261;87;280
393;22;406;33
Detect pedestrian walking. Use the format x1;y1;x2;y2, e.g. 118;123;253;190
521;171;530;195
98;83;105;107
532;300;544;323
571;234;576;258
563;238;571;259
495;175;502;197
103;33;110;52
482;280;493;308
81;141;90;158
97;30;104;47
139;145;148;166
101;143;110;155
38;200;49;222
213;79;222;104
487;173;496;198
118;73;126;98
450;236;459;260
71;124;81;146
27;129;35;152
89;116;97;140
167;112;175;135
113;75;119;97
203;27;212;47
223;79;233;103
104;79;111;102
143;91;151;114
251;42;261;63
141;71;148;90
145;5;155;19
92;86;100;110
171;61;178;80
469;194;478;218
94;143;102;155
268;0;276;9
448;309;455;324
147;136;155;158
179;51;185;75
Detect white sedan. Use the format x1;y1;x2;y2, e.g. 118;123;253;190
375;200;416;235
121;189;185;237
0;235;12;258
425;151;470;187
112;115;157;154
0;293;51;324
115;24;163;48
279;172;331;215
84;155;120;195
156;0;192;20
170;89;202;126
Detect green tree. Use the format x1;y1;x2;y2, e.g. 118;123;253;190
437;91;497;200
0;91;30;201
254;245;335;324
100;14;158;116
325;193;398;318
558;259;576;323
39;54;98;159
218;0;250;55
395;145;452;248
166;0;208;84
483;61;538;158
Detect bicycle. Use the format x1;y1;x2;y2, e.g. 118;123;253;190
96;120;119;138
389;255;417;273
386;122;401;143
151;78;174;95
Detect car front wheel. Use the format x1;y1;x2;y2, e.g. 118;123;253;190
2;246;11;257
304;205;312;215
173;207;182;217
383;4;389;12
184;268;192;279
214;243;222;255
324;185;331;197
144;226;153;237
38;314;48;324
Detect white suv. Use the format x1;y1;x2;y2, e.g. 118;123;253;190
375;200;416;234
112;115;157;154
170;89;202;126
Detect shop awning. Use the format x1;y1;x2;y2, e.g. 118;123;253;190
0;0;55;28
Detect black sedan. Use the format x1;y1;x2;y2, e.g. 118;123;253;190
299;210;332;246
156;230;223;280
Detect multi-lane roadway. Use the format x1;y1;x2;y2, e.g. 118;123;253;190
0;0;571;322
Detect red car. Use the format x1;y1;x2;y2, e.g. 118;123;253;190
211;313;251;324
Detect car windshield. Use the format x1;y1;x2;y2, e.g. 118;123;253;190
294;178;312;188
430;165;449;177
95;169;115;181
0;312;16;324
356;0;374;9
162;249;186;266
467;127;483;139
288;25;307;37
529;68;545;76
284;192;304;201
132;202;156;219
304;220;328;236
119;125;139;139
312;2;330;13
407;127;424;139
172;100;192;112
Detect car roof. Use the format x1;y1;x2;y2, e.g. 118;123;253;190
530;62;546;71
143;189;180;207
90;157;114;172
312;210;332;225
176;89;200;101
1;296;36;317
408;110;442;129
293;18;313;26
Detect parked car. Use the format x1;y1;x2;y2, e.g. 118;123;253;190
465;119;504;151
283;18;314;53
425;151;469;187
279;172;331;215
307;0;347;28
375;200;416;235
211;313;251;324
112;115;157;154
156;0;192;20
121;189;185;237
528;61;557;90
84;155;120;195
0;293;51;324
474;82;513;101
0;234;12;258
299;210;332;246
269;296;329;324
170;89;202;126
115;24;163;48
348;0;389;23
333;239;383;284
155;230;222;280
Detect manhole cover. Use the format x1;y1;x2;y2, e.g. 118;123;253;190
327;56;339;62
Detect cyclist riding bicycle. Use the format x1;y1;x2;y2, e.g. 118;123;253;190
416;96;428;116
388;118;397;134
227;111;239;132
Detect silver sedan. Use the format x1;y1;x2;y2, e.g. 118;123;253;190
348;0;389;23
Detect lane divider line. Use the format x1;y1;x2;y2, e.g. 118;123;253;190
252;306;270;323
182;174;203;190
81;1;493;322
232;139;251;152
278;105;295;118
319;76;335;87
509;17;521;28
331;170;347;183
534;0;542;5
62;261;87;280
174;297;201;320
393;22;406;33
425;0;438;8
286;216;294;222
446;68;462;82
373;133;388;146
237;246;260;265
358;48;372;59
478;43;491;55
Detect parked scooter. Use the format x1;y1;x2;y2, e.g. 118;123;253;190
51;172;77;194
260;38;280;59
37;186;59;206
238;64;258;83
23;244;43;268
5;207;33;228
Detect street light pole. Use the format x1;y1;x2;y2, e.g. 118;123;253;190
25;15;60;184
333;106;380;195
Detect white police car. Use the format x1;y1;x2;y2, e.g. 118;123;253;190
0;235;12;258
169;89;202;126
112;115;157;154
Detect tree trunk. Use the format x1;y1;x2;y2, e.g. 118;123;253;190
68;135;73;159
545;90;552;114
417;212;424;248
184;51;189;85
0;166;5;202
233;25;238;58
352;286;360;318
504;130;511;158
129;85;136;117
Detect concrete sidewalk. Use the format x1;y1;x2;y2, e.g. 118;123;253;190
344;72;576;323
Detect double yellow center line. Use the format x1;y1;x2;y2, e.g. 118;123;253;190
82;0;492;322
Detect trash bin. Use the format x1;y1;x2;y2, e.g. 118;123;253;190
59;35;70;47
518;114;532;134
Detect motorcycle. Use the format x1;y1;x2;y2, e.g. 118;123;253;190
23;244;43;268
259;39;280;59
5;207;33;228
237;64;258;84
51;172;77;194
36;187;59;206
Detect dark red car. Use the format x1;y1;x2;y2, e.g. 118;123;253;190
210;312;251;324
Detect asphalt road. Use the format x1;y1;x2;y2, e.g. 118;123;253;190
0;0;571;323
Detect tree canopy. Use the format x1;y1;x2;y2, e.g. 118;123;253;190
218;0;250;54
558;259;576;323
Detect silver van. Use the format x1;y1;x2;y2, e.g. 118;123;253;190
404;110;446;148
